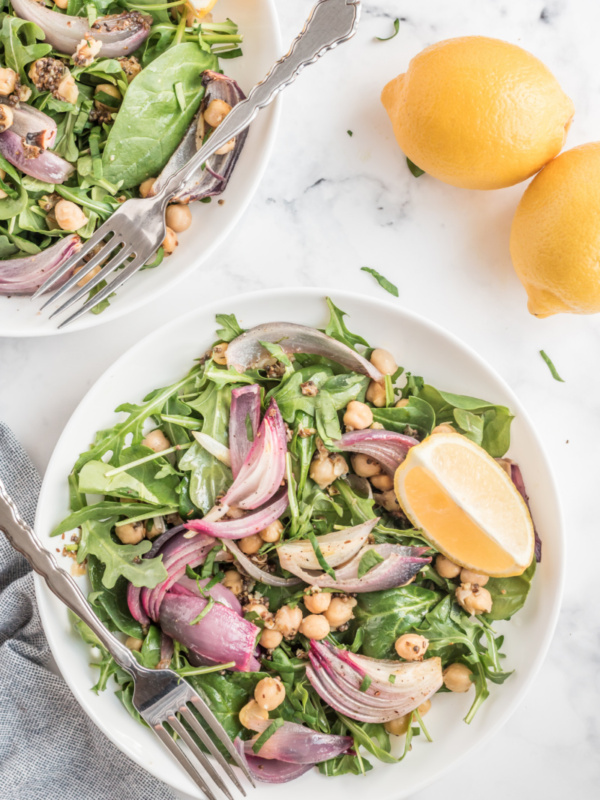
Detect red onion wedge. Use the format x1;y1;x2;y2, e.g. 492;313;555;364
159;592;260;672
278;519;378;571
244;721;353;764
223;539;301;588
229;385;261;478
234;740;313;784
498;459;542;562
280;542;430;593
226;322;383;381
334;430;419;475
0;234;80;296
11;1;152;57
0;129;74;184
11;104;56;150
185;486;289;540
307;640;443;723
157;631;174;670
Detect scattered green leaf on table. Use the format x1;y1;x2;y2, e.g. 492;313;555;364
361;267;399;297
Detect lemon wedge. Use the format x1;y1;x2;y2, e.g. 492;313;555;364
394;433;534;577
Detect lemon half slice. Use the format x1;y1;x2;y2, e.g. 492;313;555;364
394;433;534;577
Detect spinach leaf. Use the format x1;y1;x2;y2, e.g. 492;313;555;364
0;183;27;220
87;555;143;638
372;396;435;436
324;298;370;350
103;43;217;187
78;518;167;589
215;312;244;342
353;585;441;658
485;559;535;621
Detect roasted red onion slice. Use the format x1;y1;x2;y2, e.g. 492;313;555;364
229;385;261;478
159;592;260;672
11;104;56;149
157;631;174;669
334;430;419;475
0;235;80;296
498;458;542;562
278;519;378;571
0;130;74;184
155;71;249;204
244;721;353;764
223;540;301;587
226;322;383;381
185;486;289;540
307;641;443;723
234;740;313;784
11;1;151;57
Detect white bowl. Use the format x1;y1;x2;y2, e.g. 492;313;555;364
34;288;565;799
0;0;281;338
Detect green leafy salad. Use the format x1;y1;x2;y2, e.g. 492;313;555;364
0;0;244;304
53;299;539;783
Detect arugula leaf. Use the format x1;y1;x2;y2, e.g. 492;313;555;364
540;350;565;382
87;555;143;638
406;158;425;177
319;719;373;776
78;518;167;589
308;530;337;580
357;548;385;578
139;625;162;669
252;718;285;754
0;15;52;82
52;501;154;537
215;312;244;342
338;715;396;764
204;360;258;387
372;396;435;437
324;298;370;350
376;18;400;41
353;586;441;658
360;267;399;297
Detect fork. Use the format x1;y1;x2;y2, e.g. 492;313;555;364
32;0;362;328
0;477;253;800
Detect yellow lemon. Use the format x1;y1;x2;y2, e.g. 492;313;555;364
394;433;534;577
510;142;600;316
381;36;574;190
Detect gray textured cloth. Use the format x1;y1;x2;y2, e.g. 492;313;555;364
0;422;177;800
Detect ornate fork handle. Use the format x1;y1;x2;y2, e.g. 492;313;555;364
158;0;361;200
0;478;139;674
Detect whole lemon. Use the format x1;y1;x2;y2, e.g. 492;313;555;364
510;143;600;317
381;36;574;190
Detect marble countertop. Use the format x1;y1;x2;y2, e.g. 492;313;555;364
1;0;599;797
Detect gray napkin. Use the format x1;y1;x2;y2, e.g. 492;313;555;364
0;422;177;800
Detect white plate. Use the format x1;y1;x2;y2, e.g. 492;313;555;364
34;288;565;799
0;0;281;338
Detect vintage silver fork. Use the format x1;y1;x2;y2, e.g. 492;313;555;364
32;0;362;328
0;477;253;800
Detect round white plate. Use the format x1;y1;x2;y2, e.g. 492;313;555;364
0;0;281;338
34;288;564;799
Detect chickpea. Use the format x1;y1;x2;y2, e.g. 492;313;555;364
222;570;243;596
455;583;493;616
56;73;78;105
431;424;455;435
239;534;263;555
244;602;270;620
94;83;121;112
0;104;14;133
139;178;156;198
395;398;409;408
0;67;17;96
125;636;143;652
215;138;236;155
274;604;303;639
375;489;400;513
115;521;145;545
304;589;331;614
309;452;348;490
54;200;88;232
260;628;283;650
239;699;268;730
204;98;232;128
166;203;192;233
141;429;170;453
370;473;393;492
343;400;373;430
384;700;431;736
395;633;429;661
260;519;283;543
162;226;178;255
211;342;228;365
299;614;330;640
435;555;461;580
366;380;386;408
460;568;489;586
53;0;69;8
351;453;381;478
73;264;101;288
70;561;87;577
370;348;397;376
443;663;473;693
254;677;286;711
324;595;357;629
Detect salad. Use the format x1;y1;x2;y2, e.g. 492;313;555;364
53;299;540;783
0;0;245;305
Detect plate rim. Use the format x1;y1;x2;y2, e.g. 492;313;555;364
33;286;566;797
0;0;282;339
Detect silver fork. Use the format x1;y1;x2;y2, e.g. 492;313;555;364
0;477;253;800
32;0;361;328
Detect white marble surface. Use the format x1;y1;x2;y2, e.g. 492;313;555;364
1;0;599;797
